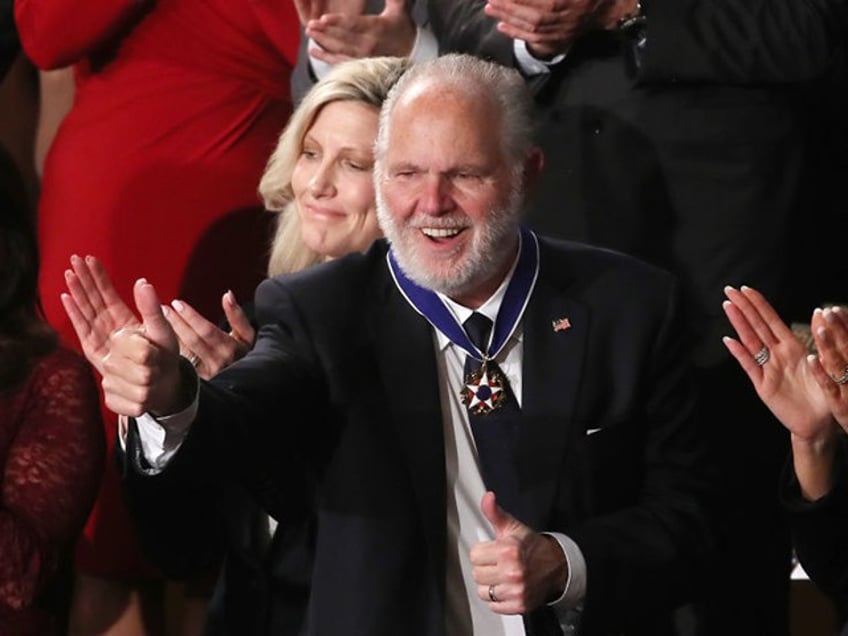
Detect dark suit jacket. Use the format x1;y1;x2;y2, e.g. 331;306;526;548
125;237;717;636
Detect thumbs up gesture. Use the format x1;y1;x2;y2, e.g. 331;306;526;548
469;492;569;615
100;278;186;417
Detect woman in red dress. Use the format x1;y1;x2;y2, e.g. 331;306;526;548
0;149;104;635
15;0;300;631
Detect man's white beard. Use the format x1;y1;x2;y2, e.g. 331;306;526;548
376;180;524;299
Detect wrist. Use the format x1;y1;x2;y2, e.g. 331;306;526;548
791;428;838;501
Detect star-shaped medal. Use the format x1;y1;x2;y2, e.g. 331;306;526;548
461;363;508;415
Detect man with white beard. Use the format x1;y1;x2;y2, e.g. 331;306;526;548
95;54;717;636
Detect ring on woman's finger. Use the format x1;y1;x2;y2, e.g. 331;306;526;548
488;584;498;603
753;346;770;367
186;352;201;368
831;365;848;385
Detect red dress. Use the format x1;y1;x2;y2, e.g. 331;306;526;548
0;348;104;635
16;0;299;576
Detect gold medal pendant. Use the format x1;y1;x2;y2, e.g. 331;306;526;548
460;361;508;415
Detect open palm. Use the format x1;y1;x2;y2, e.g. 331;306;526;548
723;286;834;441
60;254;140;375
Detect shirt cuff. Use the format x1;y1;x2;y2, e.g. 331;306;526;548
409;26;438;64
513;39;567;76
132;388;200;472
307;38;334;81
542;531;586;629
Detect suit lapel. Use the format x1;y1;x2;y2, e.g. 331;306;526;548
370;268;447;605
517;266;588;530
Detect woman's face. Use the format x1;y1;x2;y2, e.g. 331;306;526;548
292;100;381;260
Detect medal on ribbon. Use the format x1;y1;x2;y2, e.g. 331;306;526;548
461;360;509;415
388;226;540;417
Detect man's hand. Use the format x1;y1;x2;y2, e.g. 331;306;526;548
293;0;367;26
470;492;568;614
305;0;416;63
483;0;636;60
100;279;184;418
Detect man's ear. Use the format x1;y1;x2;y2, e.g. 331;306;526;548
522;147;545;192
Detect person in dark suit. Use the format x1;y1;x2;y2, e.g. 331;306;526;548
427;2;848;632
723;285;848;605
73;54;718;635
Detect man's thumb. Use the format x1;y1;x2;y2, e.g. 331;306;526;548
133;279;178;351
481;491;517;537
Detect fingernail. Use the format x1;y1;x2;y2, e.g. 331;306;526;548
817;326;826;337
833;306;843;314
723;285;735;294
740;285;751;292
225;289;236;306
171;299;185;312
64;269;73;280
814;307;823;315
85;255;95;264
823;308;835;322
807;354;818;364
161;304;170;316
137;277;148;286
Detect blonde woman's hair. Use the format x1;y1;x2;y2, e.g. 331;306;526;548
260;56;410;276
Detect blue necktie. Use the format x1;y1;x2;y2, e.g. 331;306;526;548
462;312;524;520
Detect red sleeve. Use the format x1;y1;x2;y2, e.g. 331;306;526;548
0;351;104;610
15;0;147;68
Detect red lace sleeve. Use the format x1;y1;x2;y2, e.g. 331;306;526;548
0;348;105;612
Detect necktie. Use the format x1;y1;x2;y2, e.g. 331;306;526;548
462;312;524;520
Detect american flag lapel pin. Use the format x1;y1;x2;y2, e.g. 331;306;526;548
552;317;571;333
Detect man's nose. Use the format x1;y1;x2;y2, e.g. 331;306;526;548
419;173;452;215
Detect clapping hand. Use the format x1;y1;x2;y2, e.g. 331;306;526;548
810;305;848;434
61;254;140;377
62;255;181;415
483;0;629;60
162;291;255;380
303;0;416;63
722;285;835;443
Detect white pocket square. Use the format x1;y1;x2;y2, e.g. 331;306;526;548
586;427;603;436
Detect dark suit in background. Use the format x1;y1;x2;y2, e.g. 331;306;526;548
124;237;718;636
429;2;848;632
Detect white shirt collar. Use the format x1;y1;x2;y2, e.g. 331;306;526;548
434;249;523;352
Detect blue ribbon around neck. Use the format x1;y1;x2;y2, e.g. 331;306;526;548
387;226;539;362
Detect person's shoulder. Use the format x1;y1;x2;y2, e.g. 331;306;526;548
255;240;390;314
